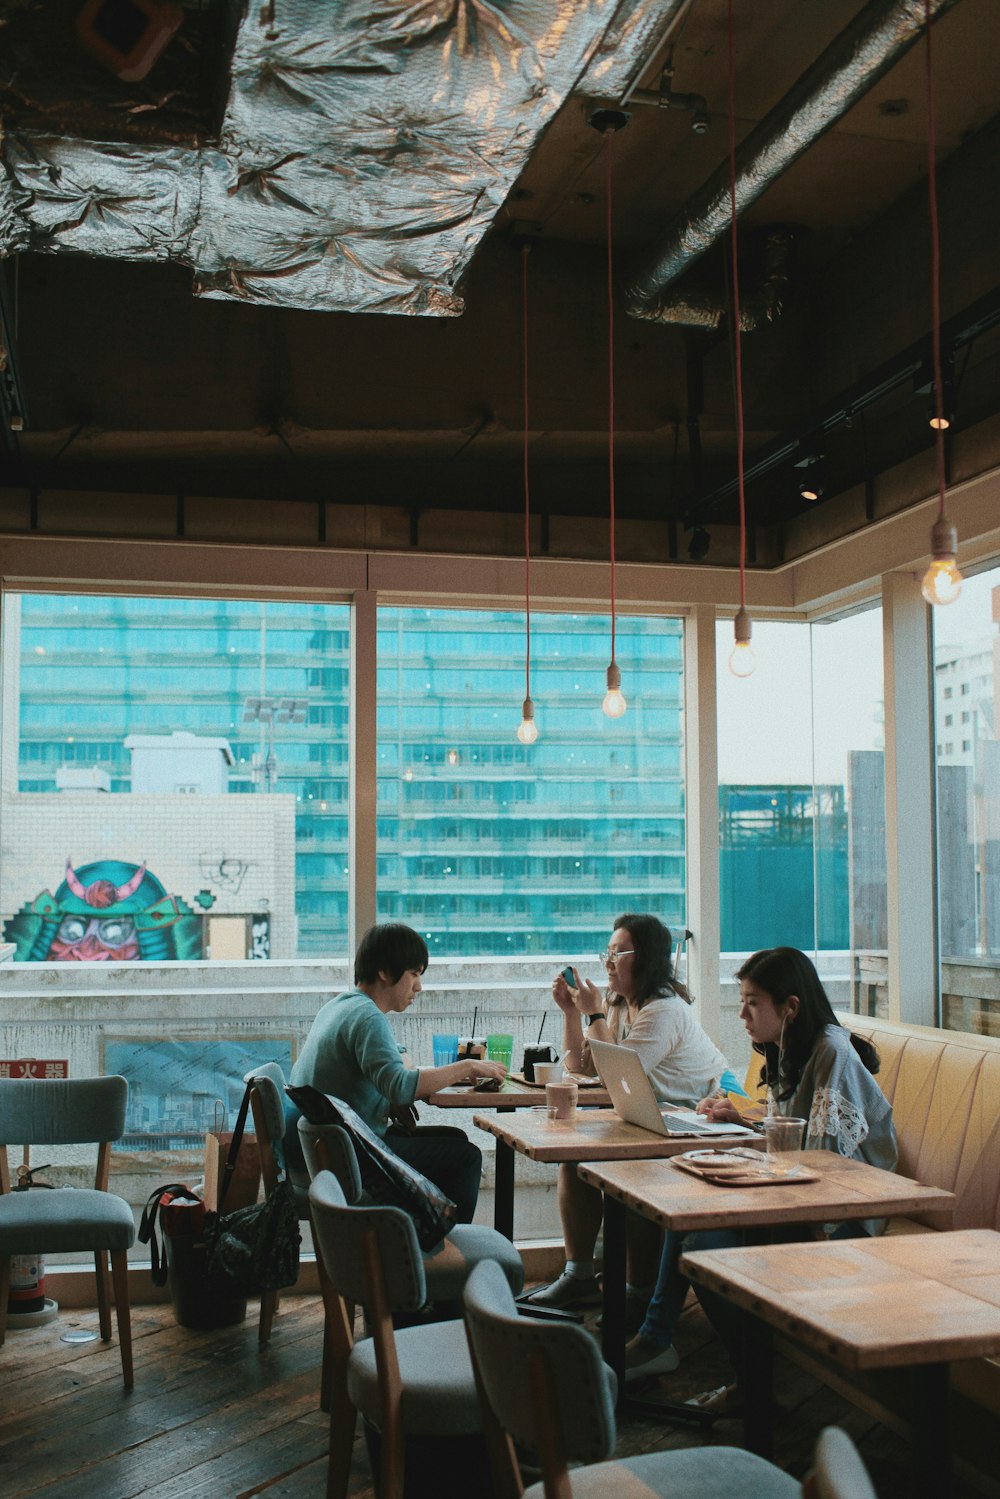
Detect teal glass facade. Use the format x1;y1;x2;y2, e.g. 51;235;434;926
376;608;686;954
9;594;850;959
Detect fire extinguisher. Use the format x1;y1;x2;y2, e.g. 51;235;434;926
8;1164;57;1325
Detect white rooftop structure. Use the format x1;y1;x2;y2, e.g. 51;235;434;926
124;732;235;796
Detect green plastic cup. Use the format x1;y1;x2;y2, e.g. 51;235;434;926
486;1033;514;1071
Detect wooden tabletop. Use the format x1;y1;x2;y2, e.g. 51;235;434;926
428;1080;610;1110
471;1107;754;1162
680;1228;1000;1368
577;1152;955;1233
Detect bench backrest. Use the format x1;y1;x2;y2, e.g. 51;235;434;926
841;1014;1000;1231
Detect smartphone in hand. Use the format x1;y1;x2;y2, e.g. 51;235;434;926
561;965;576;987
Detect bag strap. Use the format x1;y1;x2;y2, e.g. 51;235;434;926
138;1182;199;1286
216;1080;254;1218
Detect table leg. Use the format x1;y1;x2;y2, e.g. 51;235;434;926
740;1313;774;1462
909;1363;950;1499
600;1193;627;1393
493;1114;515;1240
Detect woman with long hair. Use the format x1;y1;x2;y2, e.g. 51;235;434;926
624;947;896;1389
522;913;731;1319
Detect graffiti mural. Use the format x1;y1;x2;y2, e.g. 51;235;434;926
4;858;203;962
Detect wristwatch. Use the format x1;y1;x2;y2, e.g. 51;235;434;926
585;1012;604;1026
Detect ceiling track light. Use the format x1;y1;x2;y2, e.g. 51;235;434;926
792;436;825;502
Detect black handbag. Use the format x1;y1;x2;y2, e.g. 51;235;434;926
286;1084;457;1251
204;1079;301;1296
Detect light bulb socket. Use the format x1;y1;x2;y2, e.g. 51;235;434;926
521;696;535;722
733;607;752;646
606;660;622;691
930;517;957;562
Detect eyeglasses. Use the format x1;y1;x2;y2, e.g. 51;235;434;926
599;948;635;967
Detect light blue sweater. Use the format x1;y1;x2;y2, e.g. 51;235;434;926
290;988;419;1137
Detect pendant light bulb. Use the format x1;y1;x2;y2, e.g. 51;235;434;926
602;661;627;718
921;517;963;606
728;607;756;679
517;696;538;745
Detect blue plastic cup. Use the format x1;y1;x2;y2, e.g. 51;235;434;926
432;1033;459;1067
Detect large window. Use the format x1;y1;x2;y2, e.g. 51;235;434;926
376;608;685;954
932;565;1000;1034
4;593;352;960
716;608;886;1009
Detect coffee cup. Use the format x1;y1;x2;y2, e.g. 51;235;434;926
545;1080;578;1124
522;1044;557;1082
533;1060;564;1086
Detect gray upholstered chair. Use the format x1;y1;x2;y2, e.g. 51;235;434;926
0;1076;135;1388
463;1257;808;1499
298;1116;525;1304
309;1168;490;1499
243;1063;312;1346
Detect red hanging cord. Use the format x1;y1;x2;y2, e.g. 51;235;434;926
726;0;747;613
924;0;947;521
605;128;617;664
522;243;532;703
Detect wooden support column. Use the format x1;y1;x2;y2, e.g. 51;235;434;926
882;571;938;1024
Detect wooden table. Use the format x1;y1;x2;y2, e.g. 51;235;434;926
578;1152;955;1397
681;1227;1000;1498
425;1078;609;1238
473;1108;758;1368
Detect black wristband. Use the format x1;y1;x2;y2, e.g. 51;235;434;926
586;1012;604;1026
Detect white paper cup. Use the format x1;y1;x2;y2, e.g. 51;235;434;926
533;1060;564;1085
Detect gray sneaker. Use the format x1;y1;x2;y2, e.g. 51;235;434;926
521;1268;602;1310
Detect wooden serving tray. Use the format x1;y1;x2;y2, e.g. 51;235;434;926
507;1071;604;1088
671;1151;819;1187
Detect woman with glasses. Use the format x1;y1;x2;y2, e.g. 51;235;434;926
521;912;730;1323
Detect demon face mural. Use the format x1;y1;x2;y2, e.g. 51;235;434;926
4;858;203;962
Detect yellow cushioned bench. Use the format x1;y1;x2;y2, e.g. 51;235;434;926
777;1014;1000;1487
841;1013;1000;1234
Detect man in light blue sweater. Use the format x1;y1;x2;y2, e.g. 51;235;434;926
288;923;504;1220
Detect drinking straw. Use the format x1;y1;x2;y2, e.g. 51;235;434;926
536;1014;546;1043
471;1006;478;1036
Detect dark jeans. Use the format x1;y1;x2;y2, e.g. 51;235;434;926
387;1124;483;1224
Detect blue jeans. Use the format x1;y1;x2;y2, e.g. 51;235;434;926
639;1219;873;1353
638;1228;741;1349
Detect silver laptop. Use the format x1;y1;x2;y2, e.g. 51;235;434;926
588;1039;754;1139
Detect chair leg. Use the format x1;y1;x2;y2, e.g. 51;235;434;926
317;1250;341;1412
94;1250;112;1340
110;1250;134;1390
259;1288;278;1344
0;1257;9;1348
324;1293;358;1499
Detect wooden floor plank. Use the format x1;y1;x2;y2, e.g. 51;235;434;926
1;1291;991;1499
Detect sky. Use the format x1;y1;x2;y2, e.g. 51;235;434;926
715;564;999;786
